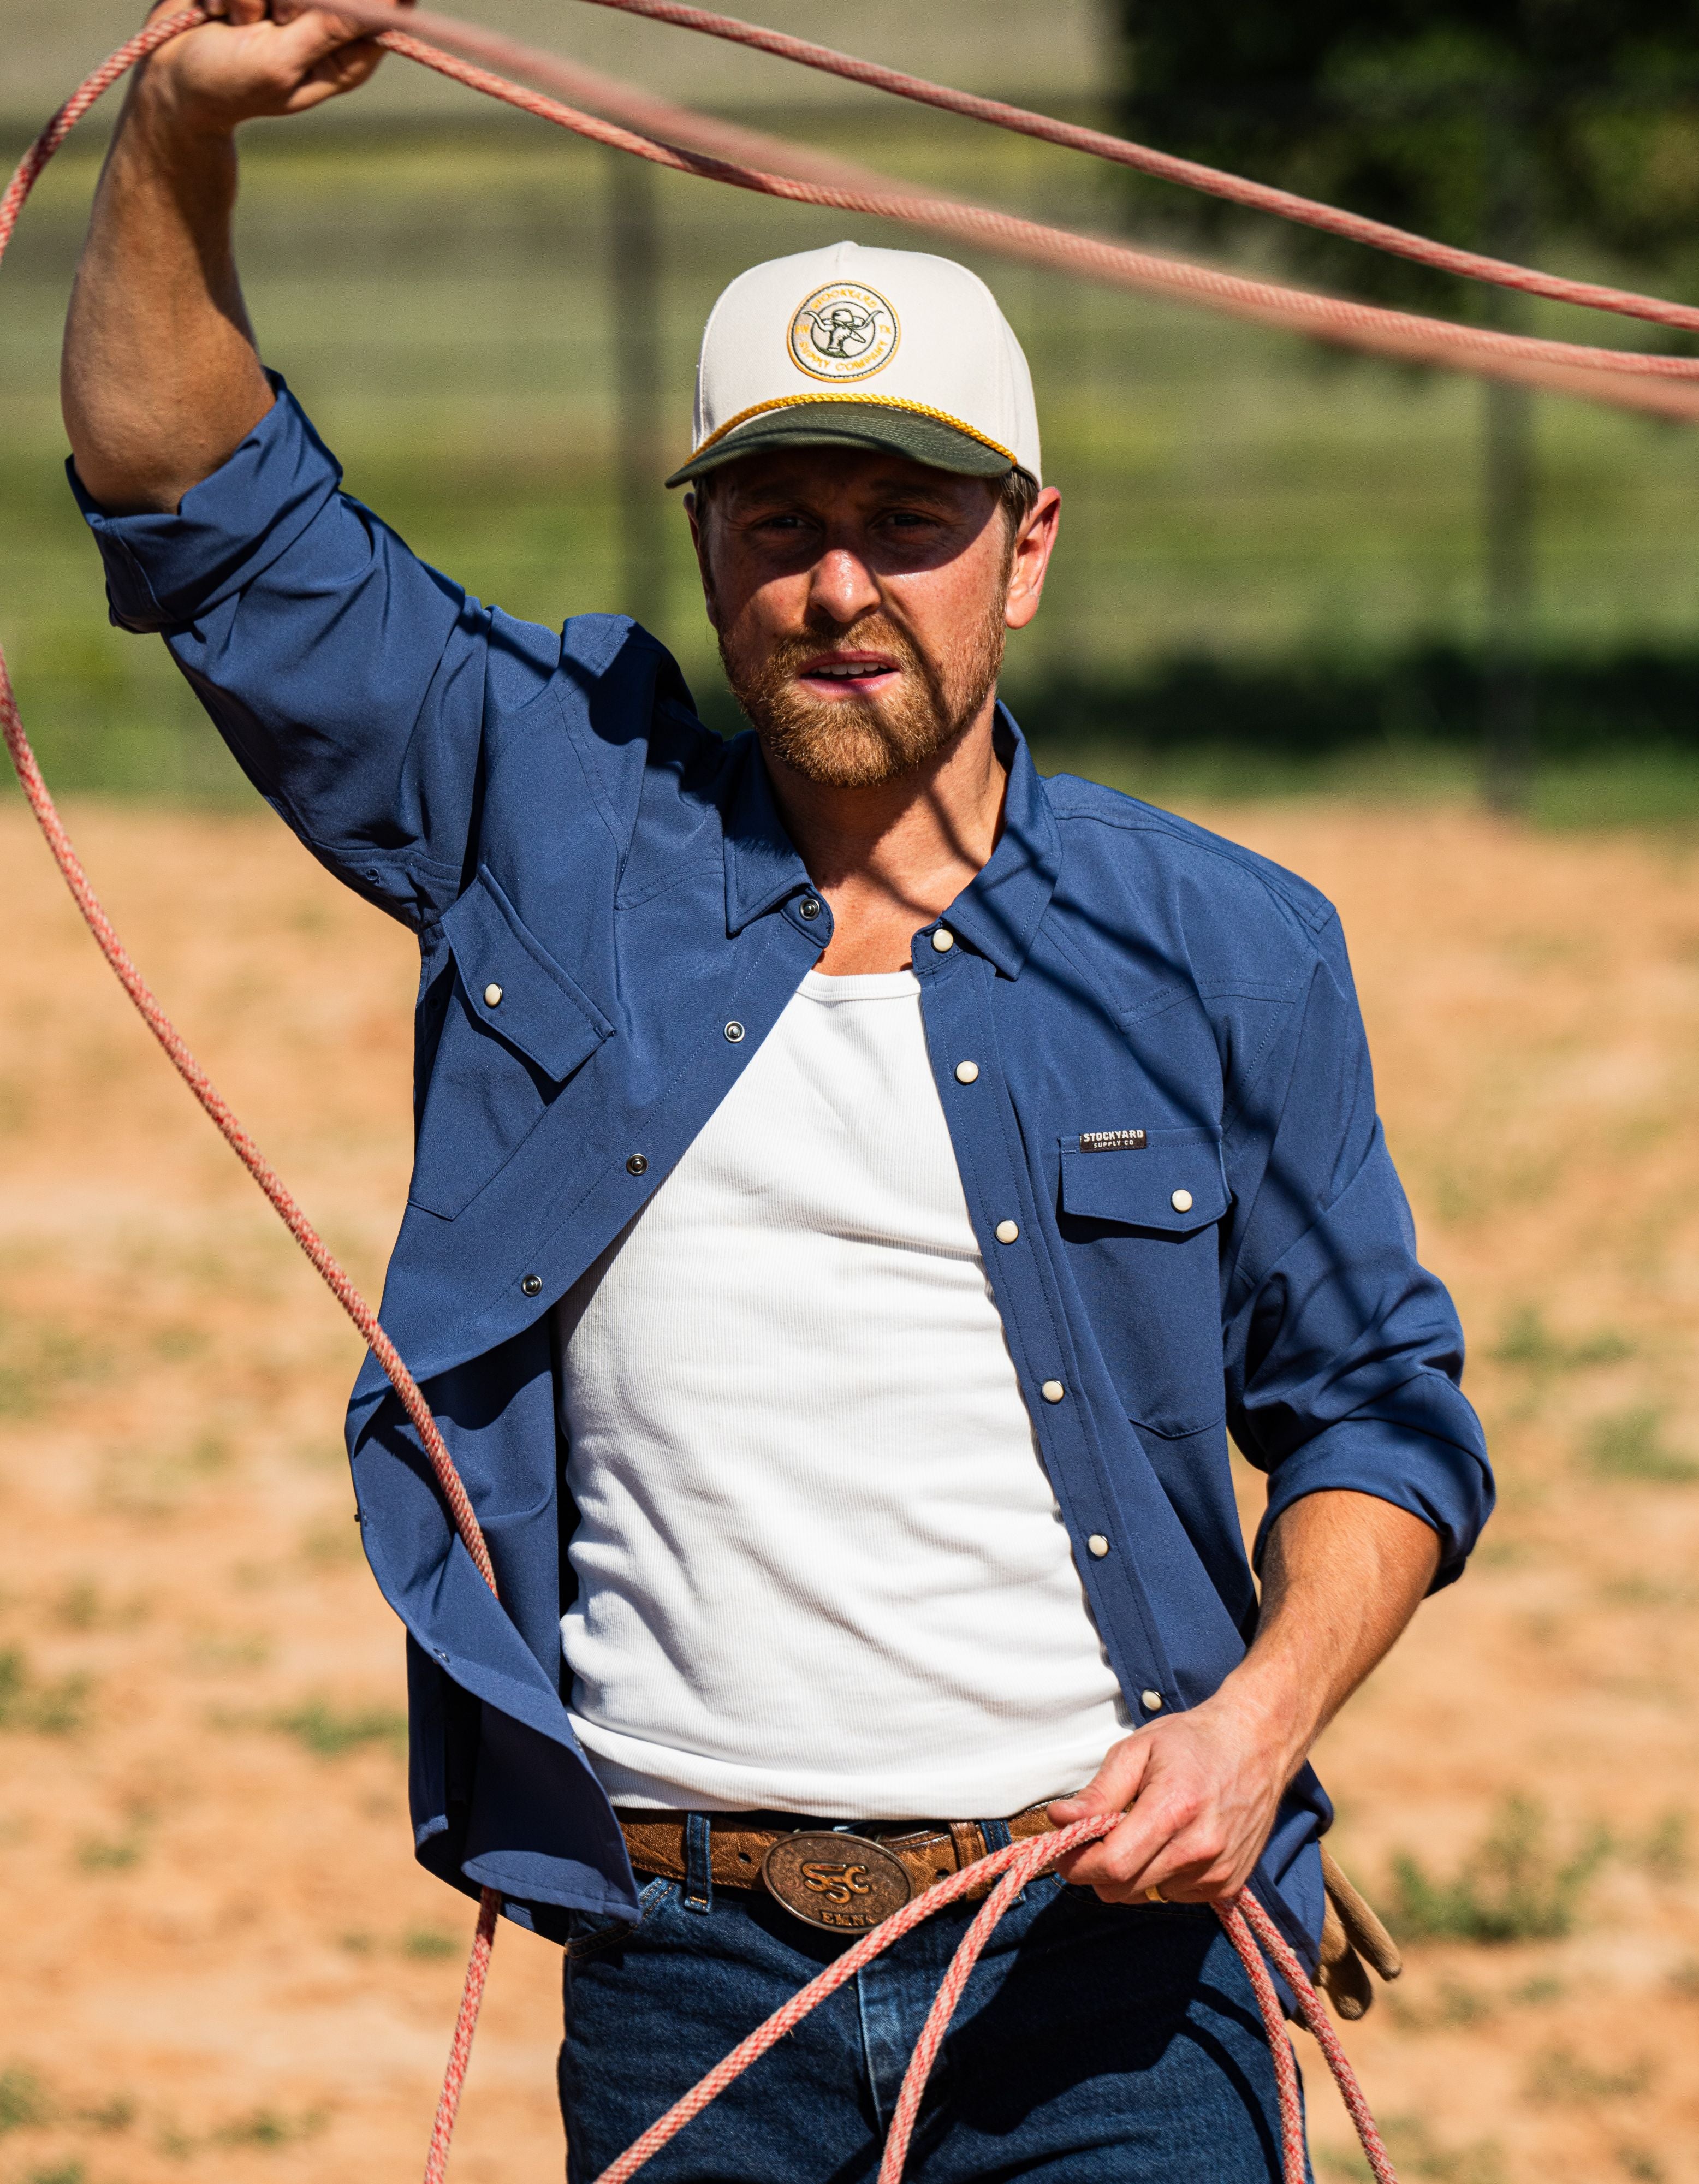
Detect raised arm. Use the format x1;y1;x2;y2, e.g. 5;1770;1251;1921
63;1;402;513
56;0;590;928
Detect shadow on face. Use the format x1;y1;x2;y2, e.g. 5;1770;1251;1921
685;446;1051;791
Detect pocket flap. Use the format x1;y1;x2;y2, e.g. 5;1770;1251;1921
1058;1130;1229;1235
442;868;613;1084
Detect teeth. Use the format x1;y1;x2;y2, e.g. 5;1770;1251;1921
811;663;884;678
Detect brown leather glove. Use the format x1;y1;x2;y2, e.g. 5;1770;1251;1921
1317;1847;1403;2020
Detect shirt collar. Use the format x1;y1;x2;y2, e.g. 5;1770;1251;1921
722;732;815;936
721;703;1061;974
940;706;1061;980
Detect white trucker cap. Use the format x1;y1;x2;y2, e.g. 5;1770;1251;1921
666;240;1042;488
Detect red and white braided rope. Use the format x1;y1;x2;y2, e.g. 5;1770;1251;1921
591;1810;1397;2184
572;0;1699;340
2;33;502;2184
316;0;1699;420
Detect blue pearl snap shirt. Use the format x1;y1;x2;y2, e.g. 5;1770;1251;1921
74;379;1492;1967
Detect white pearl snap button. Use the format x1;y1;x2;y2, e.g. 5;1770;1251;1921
995;1220;1019;1244
1141;1690;1164;1711
1041;1379;1065;1404
1170;1188;1193;1213
954;1060;979;1084
483;983;503;1007
932;928;955;952
1087;1533;1110;1558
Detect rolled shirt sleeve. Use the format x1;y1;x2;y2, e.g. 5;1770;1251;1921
1222;916;1493;1589
70;373;560;929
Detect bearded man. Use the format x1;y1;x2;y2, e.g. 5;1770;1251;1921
63;6;1492;2179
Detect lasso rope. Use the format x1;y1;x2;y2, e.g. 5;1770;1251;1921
590;1812;1394;2184
2;2;1617;2173
315;0;1699;420
1;27;506;2174
571;0;1699;339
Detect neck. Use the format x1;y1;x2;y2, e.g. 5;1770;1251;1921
761;693;1008;975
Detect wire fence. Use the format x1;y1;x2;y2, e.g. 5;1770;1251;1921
8;96;1699;798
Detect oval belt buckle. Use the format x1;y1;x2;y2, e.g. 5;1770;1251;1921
762;1830;914;1935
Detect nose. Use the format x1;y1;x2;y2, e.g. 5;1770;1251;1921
806;545;881;627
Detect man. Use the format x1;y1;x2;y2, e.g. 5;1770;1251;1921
64;6;1492;2179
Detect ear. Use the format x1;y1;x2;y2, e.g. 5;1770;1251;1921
684;491;720;630
1005;486;1062;633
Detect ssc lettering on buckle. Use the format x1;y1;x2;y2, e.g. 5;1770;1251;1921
762;1830;913;1934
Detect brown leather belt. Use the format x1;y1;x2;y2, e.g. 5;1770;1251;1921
619;1814;1405;2017
618;1803;1061;1936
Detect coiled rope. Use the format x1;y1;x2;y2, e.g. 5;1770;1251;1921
8;0;1644;2173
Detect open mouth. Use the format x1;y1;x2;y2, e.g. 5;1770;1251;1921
794;652;902;698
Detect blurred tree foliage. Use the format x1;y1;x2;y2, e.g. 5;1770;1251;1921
1113;1;1699;806
1113;0;1699;306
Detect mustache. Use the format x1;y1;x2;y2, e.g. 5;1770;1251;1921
763;618;926;683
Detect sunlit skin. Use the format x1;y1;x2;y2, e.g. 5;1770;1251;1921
61;0;1446;1912
688;449;1059;977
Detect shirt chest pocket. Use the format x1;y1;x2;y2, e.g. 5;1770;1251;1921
1056;1129;1229;1438
409;869;613;1220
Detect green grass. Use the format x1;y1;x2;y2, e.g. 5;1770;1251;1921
0;2067;47;2134
271;1699;407;1758
1384;1795;1611;1944
402;1926;462;1960
75;2098;133;2135
1638;1810;1690;1880
1584;1408;1699;1484
1318;2116;1505;2183
1492;1305;1632;1371
1532;750;1699;827
1032;735;1699;824
211;2106;328;2149
1526;2048;1652;2104
0;1649;91;1737
75;1833;145;1873
0;1315;111;1421
10;117;1699;806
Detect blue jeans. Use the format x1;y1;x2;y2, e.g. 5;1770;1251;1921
559;1868;1306;2181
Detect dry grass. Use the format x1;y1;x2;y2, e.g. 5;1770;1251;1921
0;794;1696;2183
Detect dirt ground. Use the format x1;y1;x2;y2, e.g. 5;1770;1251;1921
1;794;1695;2184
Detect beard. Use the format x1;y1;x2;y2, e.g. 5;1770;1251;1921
715;600;1008;791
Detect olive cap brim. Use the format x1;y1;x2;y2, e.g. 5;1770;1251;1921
665;400;1014;488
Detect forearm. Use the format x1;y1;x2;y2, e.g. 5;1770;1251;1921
62;3;402;514
62;81;271;514
1053;1488;1440;1901
1209;1488;1442;1781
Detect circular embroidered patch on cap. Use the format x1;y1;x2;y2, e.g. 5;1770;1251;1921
787;281;900;381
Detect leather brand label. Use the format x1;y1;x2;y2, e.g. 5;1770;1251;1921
1079;1129;1147;1153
